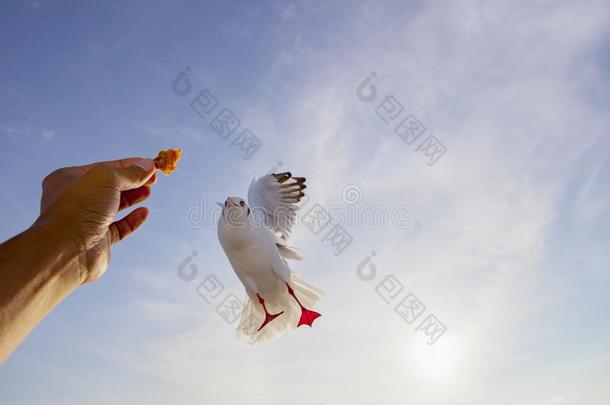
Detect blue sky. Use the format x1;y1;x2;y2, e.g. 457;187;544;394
1;0;610;404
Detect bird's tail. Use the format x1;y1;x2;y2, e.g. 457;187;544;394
236;273;323;344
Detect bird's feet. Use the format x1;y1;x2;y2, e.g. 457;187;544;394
256;294;284;331
297;307;322;328
286;283;321;327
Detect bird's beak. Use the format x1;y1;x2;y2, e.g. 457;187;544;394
227;201;238;208
216;202;224;209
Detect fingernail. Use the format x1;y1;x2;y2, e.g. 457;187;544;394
135;158;154;172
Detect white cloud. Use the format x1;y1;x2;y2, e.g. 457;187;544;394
27;0;42;11
41;128;55;142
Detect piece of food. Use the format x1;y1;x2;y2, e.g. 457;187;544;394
154;148;182;175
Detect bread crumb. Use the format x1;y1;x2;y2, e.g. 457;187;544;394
154;148;182;175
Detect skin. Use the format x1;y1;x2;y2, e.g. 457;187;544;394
0;157;157;363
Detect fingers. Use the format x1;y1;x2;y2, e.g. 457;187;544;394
112;159;155;191
119;185;151;211
109;206;149;244
145;172;157;186
53;157;156;177
106;157;153;169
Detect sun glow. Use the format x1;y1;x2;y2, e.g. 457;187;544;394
410;336;460;379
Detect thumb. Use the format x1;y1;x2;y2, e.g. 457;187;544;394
113;159;155;191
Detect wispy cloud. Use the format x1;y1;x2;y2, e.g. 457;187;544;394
98;1;610;403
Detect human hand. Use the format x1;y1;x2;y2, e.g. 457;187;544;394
34;158;157;284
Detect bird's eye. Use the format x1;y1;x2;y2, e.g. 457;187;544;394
240;201;245;207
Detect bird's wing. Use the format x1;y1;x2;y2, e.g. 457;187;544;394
271;229;303;261
248;172;306;240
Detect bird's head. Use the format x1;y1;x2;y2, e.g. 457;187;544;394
219;196;251;227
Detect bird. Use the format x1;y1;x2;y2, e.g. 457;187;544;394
217;171;323;342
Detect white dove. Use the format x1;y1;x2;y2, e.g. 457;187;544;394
217;171;323;341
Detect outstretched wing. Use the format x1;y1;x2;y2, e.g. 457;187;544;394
248;172;306;239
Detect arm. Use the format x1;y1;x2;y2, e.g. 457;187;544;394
0;222;80;362
0;157;156;363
